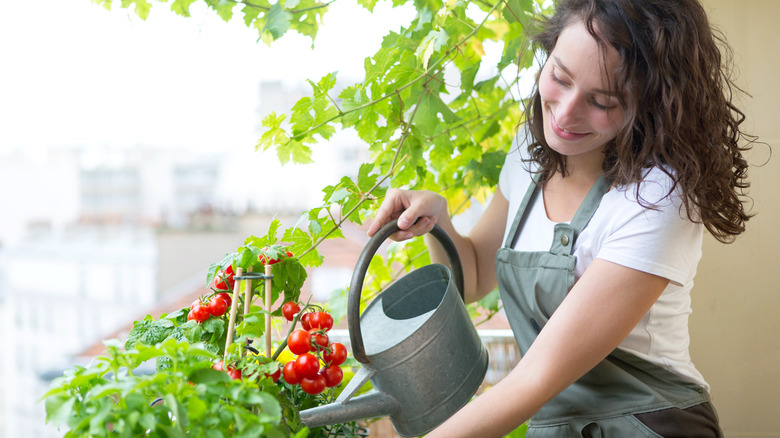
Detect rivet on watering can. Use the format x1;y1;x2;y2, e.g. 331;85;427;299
561;234;570;246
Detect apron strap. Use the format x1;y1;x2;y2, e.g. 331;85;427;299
504;173;542;249
504;174;611;252
550;175;611;255
569;175;611;233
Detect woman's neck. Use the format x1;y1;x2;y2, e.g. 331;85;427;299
542;153;606;223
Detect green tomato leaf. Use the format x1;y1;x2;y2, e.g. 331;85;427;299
44;394;76;426
189;368;232;384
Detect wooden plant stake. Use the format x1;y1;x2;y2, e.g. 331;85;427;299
242;267;254;357
265;264;273;358
225;267;243;358
243;266;253;317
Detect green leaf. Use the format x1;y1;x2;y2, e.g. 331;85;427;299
208;1;235;21
413;90;458;137
327;187;350;203
478;288;502;312
44;394;76;426
189;368;232;384
260;2;292;41
170;0;197;17
503;0;531;22
415;28;449;69
121;0;152;19
276;138;313;164
357;0;379;12
236;313;266;339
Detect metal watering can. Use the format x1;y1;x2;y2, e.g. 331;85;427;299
299;222;489;437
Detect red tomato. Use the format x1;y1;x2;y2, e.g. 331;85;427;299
323;342;347;366
309;311;334;332
282;361;301;385
265;366;281;383
300;374;327;395
227;368;242;380
294;353;320;379
320;364;343;388
214;292;232;308
285;250;294;258
258;247;280;265
309;330;329;350
287;330;311;355
213;265;236;291
212;360;225;372
207;295;229;317
282;301;301;321
300;312;312;331
188;302;210;323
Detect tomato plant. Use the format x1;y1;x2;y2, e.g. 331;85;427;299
320;364;344;388
288;329;312;355
187;300;210;323
323;342;348;366
283;361;301;385
282;301;301;321
309;311;334;331
310;330;329;349
294;353;321;379
44;245;364;437
212;265;235;291
207;294;229;316
301;374;327;395
214;291;232;307
301;312;313;330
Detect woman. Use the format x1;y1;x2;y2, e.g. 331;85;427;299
367;0;754;436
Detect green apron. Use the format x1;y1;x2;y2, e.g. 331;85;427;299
495;175;718;437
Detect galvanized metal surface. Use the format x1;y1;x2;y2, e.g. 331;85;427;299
299;223;488;437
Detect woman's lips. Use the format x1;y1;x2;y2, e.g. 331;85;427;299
550;112;589;140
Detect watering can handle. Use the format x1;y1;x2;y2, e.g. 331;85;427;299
348;221;465;364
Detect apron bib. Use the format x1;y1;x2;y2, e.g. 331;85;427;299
495;175;719;437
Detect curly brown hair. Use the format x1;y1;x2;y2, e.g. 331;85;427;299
523;0;756;243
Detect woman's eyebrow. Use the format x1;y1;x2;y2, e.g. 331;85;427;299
553;55;617;97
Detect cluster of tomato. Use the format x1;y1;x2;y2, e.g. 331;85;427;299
259;248;293;266
211;358;244;380
187;266;235;323
280;302;348;395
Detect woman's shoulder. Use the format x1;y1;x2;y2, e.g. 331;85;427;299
499;131;537;198
613;166;681;208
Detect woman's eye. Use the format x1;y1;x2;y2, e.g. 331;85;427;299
590;98;616;111
591;99;609;110
551;71;568;86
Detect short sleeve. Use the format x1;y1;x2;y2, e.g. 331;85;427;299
593;169;704;286
499;131;533;201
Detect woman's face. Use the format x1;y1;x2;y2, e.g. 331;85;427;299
538;20;625;167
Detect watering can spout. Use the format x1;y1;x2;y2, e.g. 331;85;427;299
299;391;400;429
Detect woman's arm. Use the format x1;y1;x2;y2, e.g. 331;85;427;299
367;187;509;303
425;259;670;438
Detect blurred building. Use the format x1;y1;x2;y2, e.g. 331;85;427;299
0;80;377;437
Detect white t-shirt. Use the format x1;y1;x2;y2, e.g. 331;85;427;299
498;141;709;390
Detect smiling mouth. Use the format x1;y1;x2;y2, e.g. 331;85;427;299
552;113;583;134
550;112;588;138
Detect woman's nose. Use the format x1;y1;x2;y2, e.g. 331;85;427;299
555;93;582;126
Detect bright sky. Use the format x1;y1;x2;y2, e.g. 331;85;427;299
0;0;414;153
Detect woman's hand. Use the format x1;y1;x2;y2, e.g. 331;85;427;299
367;188;448;241
366;186;510;304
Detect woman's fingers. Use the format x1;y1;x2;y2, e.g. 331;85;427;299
367;189;444;240
366;189;406;237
